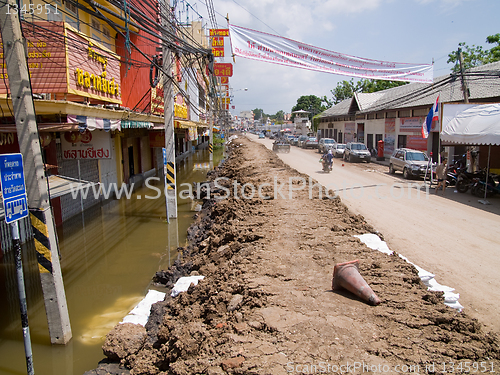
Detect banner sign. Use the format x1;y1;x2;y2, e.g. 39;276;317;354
400;117;422;132
229;24;433;83
61;130;112;159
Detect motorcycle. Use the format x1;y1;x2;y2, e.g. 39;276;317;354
471;174;500;198
321;157;333;173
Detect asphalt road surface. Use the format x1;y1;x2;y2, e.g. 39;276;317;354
249;134;500;334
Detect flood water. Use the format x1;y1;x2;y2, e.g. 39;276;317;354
0;148;224;375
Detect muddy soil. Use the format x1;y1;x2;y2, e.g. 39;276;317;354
88;137;500;375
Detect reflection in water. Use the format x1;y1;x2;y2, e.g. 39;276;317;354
0;147;223;375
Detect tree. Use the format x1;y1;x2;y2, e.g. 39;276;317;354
330;79;407;104
447;33;500;71
447;42;488;72
291;95;328;122
252;108;264;121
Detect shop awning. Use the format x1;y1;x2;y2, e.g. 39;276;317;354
67;115;121;131
121;120;154;129
441;103;500;145
0;175;99;219
47;175;100;198
0;123;81;132
175;120;197;129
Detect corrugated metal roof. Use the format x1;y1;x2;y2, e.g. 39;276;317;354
318;61;500;118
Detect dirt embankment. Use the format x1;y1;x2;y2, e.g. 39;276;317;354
87;137;500;375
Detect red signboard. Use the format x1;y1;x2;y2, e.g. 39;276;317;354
0;22;121;104
212;47;224;58
220;77;229;84
210;29;229;37
213;63;233;77
211;37;224;47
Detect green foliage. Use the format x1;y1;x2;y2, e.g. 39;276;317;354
330;79;407;104
291;95;329;122
447;33;500;72
252;108;264;121
213;133;225;149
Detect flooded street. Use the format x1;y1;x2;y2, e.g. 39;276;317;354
0;148;223;375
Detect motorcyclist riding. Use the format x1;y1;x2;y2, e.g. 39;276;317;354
322;149;334;172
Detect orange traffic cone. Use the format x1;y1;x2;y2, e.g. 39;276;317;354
332;260;381;305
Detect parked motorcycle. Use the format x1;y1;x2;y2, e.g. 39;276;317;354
471;175;500;198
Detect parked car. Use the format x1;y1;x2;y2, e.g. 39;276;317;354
258;133;265;139
344;142;371;162
296;135;309;147
318;138;337;153
303;137;319;149
290;136;299;146
389;148;430;179
332;143;346;158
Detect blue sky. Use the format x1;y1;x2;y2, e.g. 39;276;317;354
191;0;500;116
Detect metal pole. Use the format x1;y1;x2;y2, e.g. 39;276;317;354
11;221;35;375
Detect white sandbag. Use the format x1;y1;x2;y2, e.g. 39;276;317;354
355;233;463;312
121;289;166;327
171;276;205;297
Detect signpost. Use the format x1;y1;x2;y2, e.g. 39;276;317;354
0;153;34;375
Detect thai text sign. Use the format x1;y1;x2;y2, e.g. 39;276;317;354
0;22;66;94
0;22;121;103
212;47;224;58
400;117;422;132
213;63;233;77
229;24;433;83
68;28;121;103
210;29;229;37
0;154;28;223
61;130;112;159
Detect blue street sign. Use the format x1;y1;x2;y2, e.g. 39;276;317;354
162;148;167;166
0;153;29;223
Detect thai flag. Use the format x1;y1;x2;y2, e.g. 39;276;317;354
421;95;439;139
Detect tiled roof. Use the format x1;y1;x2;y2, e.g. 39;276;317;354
318;61;500;118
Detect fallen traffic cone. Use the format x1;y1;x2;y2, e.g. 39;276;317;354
341;163;344;167
332;260;381;305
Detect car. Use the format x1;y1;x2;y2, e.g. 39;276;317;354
318;138;337;153
290;136;299;146
258;133;265;139
296;135;309;147
303;137;319;149
343;142;371;163
332;143;346;158
389;148;431;179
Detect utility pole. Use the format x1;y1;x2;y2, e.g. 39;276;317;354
458;47;469;104
0;0;72;344
162;0;177;220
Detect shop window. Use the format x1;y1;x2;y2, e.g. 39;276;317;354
375;112;385;119
398;110;411;118
386;111;397;118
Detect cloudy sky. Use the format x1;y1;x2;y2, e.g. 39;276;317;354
190;0;499;116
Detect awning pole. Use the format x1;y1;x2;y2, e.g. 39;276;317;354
479;145;492;205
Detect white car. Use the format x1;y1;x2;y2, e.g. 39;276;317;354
332;143;346;158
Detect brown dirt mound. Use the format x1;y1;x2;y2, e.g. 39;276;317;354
96;137;500;375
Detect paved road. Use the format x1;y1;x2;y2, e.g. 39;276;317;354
249;134;500;334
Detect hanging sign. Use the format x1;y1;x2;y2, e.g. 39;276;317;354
213;63;233;77
210;29;229;37
229;24;433;83
212;47;224;58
